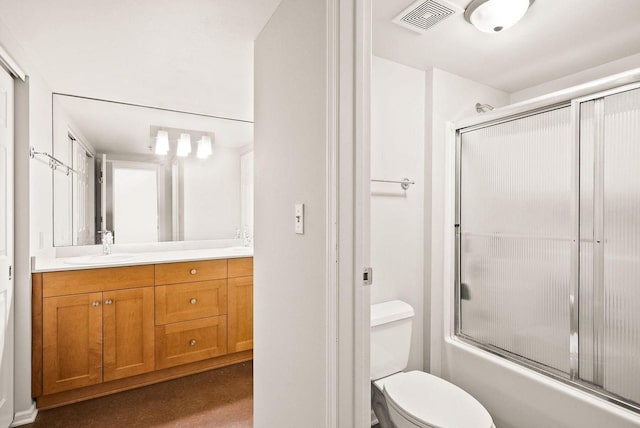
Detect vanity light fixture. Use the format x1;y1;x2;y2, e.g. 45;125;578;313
197;135;213;159
177;133;192;157
464;0;534;33
155;130;170;155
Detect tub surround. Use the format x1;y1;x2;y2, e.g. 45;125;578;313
32;253;254;410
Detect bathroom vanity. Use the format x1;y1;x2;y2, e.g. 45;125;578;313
31;253;253;409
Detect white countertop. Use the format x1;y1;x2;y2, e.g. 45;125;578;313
32;247;253;273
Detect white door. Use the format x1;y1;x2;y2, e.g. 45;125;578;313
112;166;159;244
0;66;15;427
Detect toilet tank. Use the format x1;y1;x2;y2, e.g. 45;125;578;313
370;300;414;380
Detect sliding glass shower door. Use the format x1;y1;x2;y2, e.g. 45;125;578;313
456;84;640;410
579;87;640;403
458;107;573;374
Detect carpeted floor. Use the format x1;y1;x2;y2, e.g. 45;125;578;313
25;361;253;428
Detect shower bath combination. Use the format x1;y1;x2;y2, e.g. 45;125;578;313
456;80;640;412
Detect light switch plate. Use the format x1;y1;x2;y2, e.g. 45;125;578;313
295;203;304;234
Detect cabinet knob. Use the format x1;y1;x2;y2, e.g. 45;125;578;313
105;299;113;305
189;339;197;346
190;269;197;275
92;301;100;307
190;298;197;305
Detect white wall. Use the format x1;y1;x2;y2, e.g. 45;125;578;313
254;0;329;425
0;16;55;423
429;67;640;428
510;52;640;103
371;56;425;372
240;151;253;238
182;146;241;241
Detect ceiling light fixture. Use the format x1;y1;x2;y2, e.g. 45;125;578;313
464;0;534;33
176;133;192;157
197;135;213;159
155;130;169;155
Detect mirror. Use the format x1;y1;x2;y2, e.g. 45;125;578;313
52;94;253;247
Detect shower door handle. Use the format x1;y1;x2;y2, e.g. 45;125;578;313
460;283;471;300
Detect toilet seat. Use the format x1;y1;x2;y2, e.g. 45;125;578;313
382;371;494;428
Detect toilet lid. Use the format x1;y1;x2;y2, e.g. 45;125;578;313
383;371;494;428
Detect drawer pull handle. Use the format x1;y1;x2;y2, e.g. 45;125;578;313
105;299;113;305
190;298;197;305
190;269;197;275
92;301;100;307
189;339;197;346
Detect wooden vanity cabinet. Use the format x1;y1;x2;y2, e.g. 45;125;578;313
33;257;253;409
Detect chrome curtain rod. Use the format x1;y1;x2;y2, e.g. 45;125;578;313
30;147;78;176
370;177;415;190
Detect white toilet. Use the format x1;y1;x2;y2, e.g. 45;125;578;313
371;300;495;428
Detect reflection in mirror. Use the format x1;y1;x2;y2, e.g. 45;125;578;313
52;94;254;247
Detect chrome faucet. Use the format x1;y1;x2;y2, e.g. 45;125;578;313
102;230;113;255
243;227;252;248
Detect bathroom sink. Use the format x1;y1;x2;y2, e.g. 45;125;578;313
226;246;253;254
63;253;139;265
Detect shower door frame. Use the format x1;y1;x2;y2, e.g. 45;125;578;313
451;72;640;414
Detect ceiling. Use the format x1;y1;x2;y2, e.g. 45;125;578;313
3;0;639;116
55;95;253;156
0;0;282;121
374;0;640;93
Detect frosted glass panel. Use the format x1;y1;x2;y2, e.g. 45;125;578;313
459;107;572;372
601;88;640;403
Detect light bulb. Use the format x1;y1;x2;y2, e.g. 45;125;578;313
155;130;169;155
197;135;212;159
177;133;192;157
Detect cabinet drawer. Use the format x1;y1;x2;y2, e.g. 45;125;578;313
155;316;228;369
228;257;253;278
43;265;154;297
155;260;227;285
155;280;227;324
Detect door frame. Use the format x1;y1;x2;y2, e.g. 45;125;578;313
0;46;26;427
332;0;371;426
0;46;25;81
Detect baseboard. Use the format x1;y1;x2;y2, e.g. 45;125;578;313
10;402;38;427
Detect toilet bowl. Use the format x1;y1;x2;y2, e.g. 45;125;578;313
371;300;494;428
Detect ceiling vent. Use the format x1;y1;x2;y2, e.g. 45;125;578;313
393;0;462;34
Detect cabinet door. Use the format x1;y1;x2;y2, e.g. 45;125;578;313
228;276;253;353
103;287;155;382
43;292;103;394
